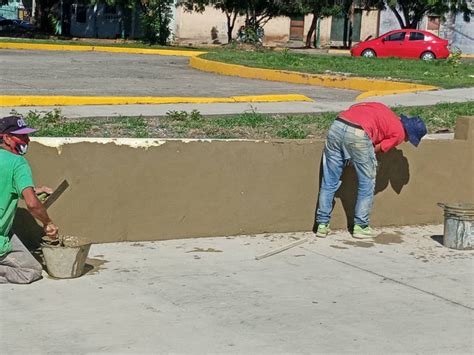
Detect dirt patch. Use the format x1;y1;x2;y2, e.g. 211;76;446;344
374;232;404;245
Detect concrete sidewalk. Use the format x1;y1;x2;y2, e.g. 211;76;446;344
1;88;471;118
2;225;473;354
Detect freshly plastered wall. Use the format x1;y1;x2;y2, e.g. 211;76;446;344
15;117;474;245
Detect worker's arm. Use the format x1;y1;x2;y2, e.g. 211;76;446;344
34;186;53;195
22;187;59;238
374;144;382;153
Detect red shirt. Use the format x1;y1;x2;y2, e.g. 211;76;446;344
339;102;406;152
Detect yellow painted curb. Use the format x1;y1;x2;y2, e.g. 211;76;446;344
0;42;206;57
327;49;350;55
460;53;474;59
190;56;439;100
0;94;313;107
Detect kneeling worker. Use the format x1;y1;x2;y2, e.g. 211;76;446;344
315;102;427;239
0;116;59;284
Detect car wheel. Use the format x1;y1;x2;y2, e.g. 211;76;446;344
421;51;436;61
361;49;376;58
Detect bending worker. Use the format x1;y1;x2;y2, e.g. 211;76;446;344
315;102;427;239
0;116;59;284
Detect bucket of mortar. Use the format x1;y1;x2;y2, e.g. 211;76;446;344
438;203;474;250
42;243;91;279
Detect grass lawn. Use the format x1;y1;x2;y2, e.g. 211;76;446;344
13;101;474;140
202;50;474;89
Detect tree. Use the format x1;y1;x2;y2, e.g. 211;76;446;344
290;1;340;48
102;0;174;44
139;0;174;44
178;0;295;43
386;0;472;29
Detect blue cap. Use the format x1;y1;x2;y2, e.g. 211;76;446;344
400;114;427;147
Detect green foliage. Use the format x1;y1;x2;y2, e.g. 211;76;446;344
140;0;174;45
385;0;472;29
213;111;267;128
392;101;474;131
119;116;148;137
276;124;308;139
9;109;92;137
177;0;299;43
12;103;473;139
166;110;203;121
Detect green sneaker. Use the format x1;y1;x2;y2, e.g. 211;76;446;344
353;225;373;239
316;224;330;238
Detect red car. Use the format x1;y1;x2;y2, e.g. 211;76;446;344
351;29;450;60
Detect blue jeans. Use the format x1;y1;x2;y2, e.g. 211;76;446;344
316;120;377;227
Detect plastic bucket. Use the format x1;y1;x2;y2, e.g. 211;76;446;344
438;203;474;250
42;243;91;279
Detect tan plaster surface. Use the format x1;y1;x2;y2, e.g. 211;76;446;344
14;131;473;244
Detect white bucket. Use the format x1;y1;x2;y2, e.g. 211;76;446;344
42;244;91;279
438;203;474;250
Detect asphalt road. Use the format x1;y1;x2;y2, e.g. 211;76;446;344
0;49;360;101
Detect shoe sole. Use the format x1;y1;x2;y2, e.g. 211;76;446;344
316;232;328;238
352;233;373;239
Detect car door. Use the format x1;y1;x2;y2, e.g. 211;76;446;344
406;31;426;58
379;31;407;57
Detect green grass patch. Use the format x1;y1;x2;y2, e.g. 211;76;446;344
11;109;92;136
13;101;473;140
202;50;474;89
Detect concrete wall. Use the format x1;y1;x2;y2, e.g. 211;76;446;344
15;117;474;246
174;7;291;45
173;7;378;47
359;10;379;41
70;3;122;39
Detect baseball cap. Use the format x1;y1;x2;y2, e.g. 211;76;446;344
400;114;427;147
0;116;38;135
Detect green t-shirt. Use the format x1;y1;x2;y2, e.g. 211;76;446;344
0;149;34;256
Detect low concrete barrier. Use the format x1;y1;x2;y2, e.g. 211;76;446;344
15;117;473;244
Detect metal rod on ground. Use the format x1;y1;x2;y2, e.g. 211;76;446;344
255;237;309;260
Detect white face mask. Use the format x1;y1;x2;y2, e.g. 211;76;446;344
16;143;28;155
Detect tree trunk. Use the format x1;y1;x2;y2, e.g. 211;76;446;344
226;11;238;44
305;14;318;48
389;6;406;28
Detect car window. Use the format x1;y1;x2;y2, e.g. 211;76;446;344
385;32;406;41
409;32;425;41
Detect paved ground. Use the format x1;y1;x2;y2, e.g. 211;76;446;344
2;87;472;119
0;49;359;101
2;225;473;354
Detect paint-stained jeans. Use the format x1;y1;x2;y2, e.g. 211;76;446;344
316;119;377;227
0;234;43;284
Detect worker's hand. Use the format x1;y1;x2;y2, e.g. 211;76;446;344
44;223;59;239
35;186;53;195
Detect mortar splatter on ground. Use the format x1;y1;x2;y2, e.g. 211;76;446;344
83;258;108;275
342;240;374;248
186;247;223;253
374;231;404;245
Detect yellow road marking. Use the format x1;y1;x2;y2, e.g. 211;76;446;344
0;42;205;57
190;57;439;99
0;94;313;107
